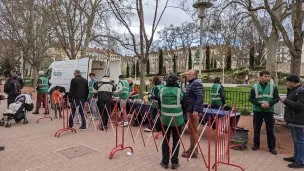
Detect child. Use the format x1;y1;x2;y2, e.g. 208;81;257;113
52;86;62;118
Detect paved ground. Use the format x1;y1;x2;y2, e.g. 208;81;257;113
0;86;296;171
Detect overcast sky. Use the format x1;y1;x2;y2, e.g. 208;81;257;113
126;1;195;37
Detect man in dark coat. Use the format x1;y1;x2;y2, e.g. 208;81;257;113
281;75;304;168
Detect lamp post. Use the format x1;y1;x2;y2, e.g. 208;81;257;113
193;0;212;77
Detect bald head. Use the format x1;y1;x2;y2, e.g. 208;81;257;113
187;69;197;81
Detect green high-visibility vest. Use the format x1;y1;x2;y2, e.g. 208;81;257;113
159;87;184;127
37;76;48;94
252;82;275;112
88;79;97;99
211;83;223;105
119;80;129;99
129;83;139;99
151;84;164;109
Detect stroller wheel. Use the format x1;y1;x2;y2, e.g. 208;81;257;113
23;119;29;124
5;123;11;127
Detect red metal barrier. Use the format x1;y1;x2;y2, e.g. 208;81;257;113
212;112;244;171
54;97;76;137
109;99;133;159
37;94;53;123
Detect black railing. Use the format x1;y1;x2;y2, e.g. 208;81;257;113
204;90;252;111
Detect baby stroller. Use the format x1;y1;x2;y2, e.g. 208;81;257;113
0;94;33;127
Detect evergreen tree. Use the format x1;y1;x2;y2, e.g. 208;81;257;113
132;62;135;75
210;57;214;69
188;47;192;70
249;46;255;68
158;49;163;75
226;46;232;69
126;63;130;77
136;60;140;75
173;55;177;73
146;58;150;74
206;45;210;70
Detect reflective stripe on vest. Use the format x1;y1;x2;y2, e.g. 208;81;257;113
161;111;183;116
254;83;274;98
160;88;181;108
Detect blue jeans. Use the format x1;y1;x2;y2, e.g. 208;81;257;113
69;99;86;128
290;126;304;164
89;99;97;118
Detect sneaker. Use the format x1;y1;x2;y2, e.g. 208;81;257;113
171;163;180;169
79;126;87;130
251;146;259;151
0;146;5;151
76;120;81;124
160;161;168;169
181;151;197;158
283;157;295;163
144;128;152;132
288;162;304;168
269;149;277;155
32;111;39;114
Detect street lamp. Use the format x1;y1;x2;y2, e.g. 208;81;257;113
193;0;212;78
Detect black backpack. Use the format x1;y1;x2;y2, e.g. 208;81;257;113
9;79;21;96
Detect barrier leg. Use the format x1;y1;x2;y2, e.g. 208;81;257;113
37;94;53;123
54;97;76;137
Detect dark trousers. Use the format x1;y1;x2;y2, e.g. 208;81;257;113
162;126;182;165
253;112;275;150
35;93;48;113
69;98;86;128
98;101;111;127
7;95;18;108
148;107;162;131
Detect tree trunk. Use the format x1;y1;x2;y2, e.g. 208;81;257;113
265;32;279;82
139;61;146;98
32;66;38;89
81;12;96;58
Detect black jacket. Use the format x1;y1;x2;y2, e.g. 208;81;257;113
94;77;116;101
13;77;24;89
185;78;204;113
283;85;304;125
69;75;89;100
4;78;21;97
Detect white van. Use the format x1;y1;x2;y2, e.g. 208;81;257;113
45;57;121;93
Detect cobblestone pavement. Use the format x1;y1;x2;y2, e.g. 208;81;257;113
0;98;295;171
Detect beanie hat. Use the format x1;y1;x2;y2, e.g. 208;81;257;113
166;74;179;83
286;75;300;83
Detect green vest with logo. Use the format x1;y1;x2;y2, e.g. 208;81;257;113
151;84;164;109
252;82;275;112
119;80;129;99
37;76;49;94
129;83;139;99
211;83;223;105
159;87;184;127
88;79;97;99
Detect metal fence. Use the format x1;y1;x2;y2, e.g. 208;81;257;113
204;90;252;111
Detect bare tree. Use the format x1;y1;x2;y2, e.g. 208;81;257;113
107;0;170;98
0;0;54;86
50;0;87;60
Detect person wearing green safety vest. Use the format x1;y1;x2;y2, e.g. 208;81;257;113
127;77;139;99
249;70;279;155
210;77;226;109
33;71;49;114
88;73;98;119
144;76;164;132
113;75;129;127
159;74;187;169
